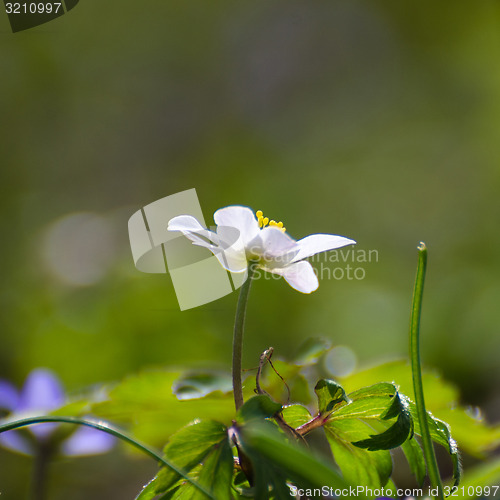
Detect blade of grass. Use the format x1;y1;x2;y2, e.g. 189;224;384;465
0;415;215;499
410;242;444;500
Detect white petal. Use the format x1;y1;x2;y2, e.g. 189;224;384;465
214;225;248;272
213;246;248;273
269;261;319;294
168;215;219;249
213;206;260;246
167;214;247;273
168;214;205;233
248;226;298;266
291;234;356;263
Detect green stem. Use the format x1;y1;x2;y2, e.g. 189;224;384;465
0;416;214;499
232;261;257;411
31;441;53;500
410;242;444;500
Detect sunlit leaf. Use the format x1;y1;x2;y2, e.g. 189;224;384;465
339;360;459;411
195;438;233;499
237;395;282;424
324;418;393;489
50;399;91;417
155;435;234;500
352;393;413;451
238;420;351;497
135;478;159;500
451;457;500;499
156;420;229;493
91;371;235;446
321;382;412;488
410;402;462;487
172;372;232;401
340;361;499;458
401;437;426;486
436;407;500;457
281;405;311;428
314;379;349;414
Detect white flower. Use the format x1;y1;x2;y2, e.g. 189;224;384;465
167;206;355;294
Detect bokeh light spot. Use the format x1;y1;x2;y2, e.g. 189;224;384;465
42;212;115;286
325;345;357;378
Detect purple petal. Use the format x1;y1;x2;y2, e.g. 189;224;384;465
19;369;65;413
0;380;20;411
29;422;60;439
17;369;65;439
61;426;115;456
0;431;34;455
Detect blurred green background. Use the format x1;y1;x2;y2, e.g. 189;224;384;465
1;1;499;498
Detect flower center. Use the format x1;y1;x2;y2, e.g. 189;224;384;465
256;210;286;232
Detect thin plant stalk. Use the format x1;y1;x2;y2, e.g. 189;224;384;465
31;441;54;500
409;242;444;500
232;261;257;411
0;416;215;499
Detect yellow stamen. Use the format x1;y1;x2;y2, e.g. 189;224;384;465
255;210;286;232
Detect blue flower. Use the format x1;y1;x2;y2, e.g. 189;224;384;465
0;368;114;456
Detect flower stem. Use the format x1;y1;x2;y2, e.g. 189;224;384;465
31;441;53;500
232;261;257;411
410;242;444;500
0;416;214;499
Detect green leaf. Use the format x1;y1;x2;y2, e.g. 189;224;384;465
156;436;234;500
281;405;312;428
352;392;413;451
238;420;351;497
410;403;462;487
91;371;235;446
135;478;159;500
172;372;232;401
152;420;230;497
401;437;426;486
347;381;397;401
435;407;500;457
324;418;393;489
50;399;91;417
293;337;332;365
314;379;349;414
322;382;410;488
340;361;500;458
340;360;459;411
237;395;282;424
195;438;234;499
451;456;500;499
333;383;395;420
